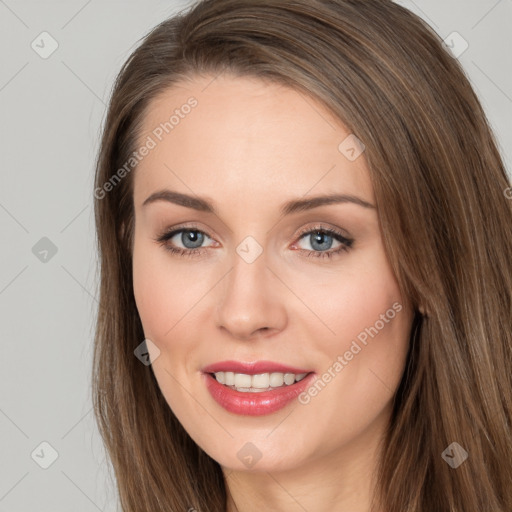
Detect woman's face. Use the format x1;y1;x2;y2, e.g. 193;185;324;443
132;74;414;474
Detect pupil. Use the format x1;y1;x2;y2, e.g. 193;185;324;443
183;230;203;249
312;231;332;251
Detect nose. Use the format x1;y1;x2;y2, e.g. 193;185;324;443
215;249;287;341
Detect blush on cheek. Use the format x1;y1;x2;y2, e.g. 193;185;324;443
133;254;167;341
335;294;407;364
327;289;401;346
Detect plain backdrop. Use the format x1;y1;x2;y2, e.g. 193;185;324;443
0;0;510;510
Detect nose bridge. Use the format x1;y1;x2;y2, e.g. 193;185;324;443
215;238;286;339
229;240;267;295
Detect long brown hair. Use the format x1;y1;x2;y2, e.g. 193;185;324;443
92;1;512;510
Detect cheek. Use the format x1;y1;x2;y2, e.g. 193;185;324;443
132;238;217;354
291;246;412;406
291;260;411;449
132;238;179;340
289;246;407;348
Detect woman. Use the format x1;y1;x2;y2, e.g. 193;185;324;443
92;0;512;510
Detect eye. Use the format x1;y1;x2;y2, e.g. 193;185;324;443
292;225;354;260
154;225;214;258
154;223;354;260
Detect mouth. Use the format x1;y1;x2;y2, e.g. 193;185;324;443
202;361;316;416
208;371;311;393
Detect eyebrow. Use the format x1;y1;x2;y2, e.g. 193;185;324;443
142;189;376;215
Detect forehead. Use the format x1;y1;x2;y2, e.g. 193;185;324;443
133;74;374;211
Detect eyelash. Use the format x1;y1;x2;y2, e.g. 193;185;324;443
154;223;354;260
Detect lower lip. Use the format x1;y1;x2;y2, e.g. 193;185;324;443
203;372;315;416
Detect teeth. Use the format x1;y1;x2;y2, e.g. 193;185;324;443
269;372;283;387
284;373;295;385
213;371;308;392
252;373;270;388
234;373;252;388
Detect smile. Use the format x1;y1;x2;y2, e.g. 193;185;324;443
212;371;308;392
202;361;315;416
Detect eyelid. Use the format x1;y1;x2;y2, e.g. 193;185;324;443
154;221;354;257
294;223;352;242
156;221;352;241
156;222;216;243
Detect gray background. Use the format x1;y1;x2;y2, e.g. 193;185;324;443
0;1;510;511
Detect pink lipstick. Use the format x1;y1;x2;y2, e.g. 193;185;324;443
202;360;315;416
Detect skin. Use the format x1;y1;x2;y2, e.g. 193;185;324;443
131;74;415;512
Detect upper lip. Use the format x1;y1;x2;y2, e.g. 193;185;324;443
202;360;312;375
